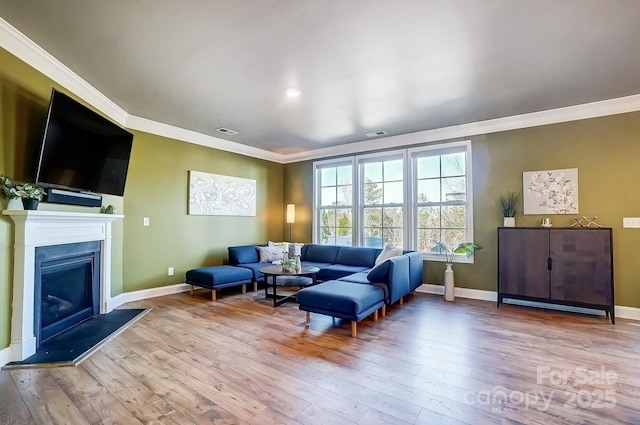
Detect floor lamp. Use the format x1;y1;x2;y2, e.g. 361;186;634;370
286;204;296;242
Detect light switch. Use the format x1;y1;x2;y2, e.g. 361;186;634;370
623;217;640;228
143;217;150;226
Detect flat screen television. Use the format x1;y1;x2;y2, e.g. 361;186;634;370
36;88;134;197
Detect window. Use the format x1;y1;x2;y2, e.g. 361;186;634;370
313;141;473;262
359;152;405;249
410;142;473;262
313;159;354;246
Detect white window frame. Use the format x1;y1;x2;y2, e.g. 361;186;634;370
408;140;474;263
312;140;473;263
356;149;407;248
312;157;356;246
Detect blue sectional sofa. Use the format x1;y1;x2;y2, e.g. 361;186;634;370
187;243;423;337
227;243;423;306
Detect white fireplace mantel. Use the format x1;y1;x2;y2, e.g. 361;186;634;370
2;210;123;361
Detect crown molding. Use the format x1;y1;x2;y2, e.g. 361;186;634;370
282;93;640;163
0;17;129;125
0;17;285;163
3;17;640;166
125;115;284;163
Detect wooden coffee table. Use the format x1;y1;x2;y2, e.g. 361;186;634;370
259;265;320;307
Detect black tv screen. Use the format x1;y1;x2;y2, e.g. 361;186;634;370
36;88;133;196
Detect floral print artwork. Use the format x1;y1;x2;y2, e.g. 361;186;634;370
188;170;256;216
523;168;578;214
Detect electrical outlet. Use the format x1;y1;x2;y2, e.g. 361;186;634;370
168;267;174;276
623;217;640;228
143;217;150;226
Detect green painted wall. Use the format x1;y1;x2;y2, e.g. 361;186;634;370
460;113;640;309
122;131;283;291
285;112;640;309
0;46;285;352
284;161;314;244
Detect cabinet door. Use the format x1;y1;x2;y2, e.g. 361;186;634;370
549;229;612;305
498;228;550;298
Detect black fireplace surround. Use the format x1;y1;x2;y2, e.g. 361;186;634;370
34;241;101;345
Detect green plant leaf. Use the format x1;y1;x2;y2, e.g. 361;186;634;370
436;241;481;263
498;191;520;217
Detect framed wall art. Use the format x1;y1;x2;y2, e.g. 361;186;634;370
188;170;256;216
523;168;578;214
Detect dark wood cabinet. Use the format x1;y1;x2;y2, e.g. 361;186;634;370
497;227;614;323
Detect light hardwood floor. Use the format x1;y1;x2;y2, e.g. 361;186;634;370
1;289;639;425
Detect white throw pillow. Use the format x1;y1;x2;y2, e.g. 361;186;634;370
269;241;298;257
375;245;403;265
257;246;283;263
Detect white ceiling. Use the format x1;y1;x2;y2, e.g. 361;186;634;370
2;1;640;158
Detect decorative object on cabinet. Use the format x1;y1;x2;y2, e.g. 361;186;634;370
498;191;519;227
436;241;482;302
570;216;602;228
497;227;614;323
523;168;578;214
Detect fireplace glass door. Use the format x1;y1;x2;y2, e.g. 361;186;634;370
35;242;101;345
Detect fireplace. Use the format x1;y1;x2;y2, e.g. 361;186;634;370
35;241;101;345
3;210;122;361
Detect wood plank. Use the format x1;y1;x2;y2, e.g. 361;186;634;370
296;405;356;425
48;365;144;425
81;350;191;424
102;338;242;424
120;344;267;421
0;370;35;424
175;349;310;419
10;369;90;425
356;407;412;425
248;407;303;425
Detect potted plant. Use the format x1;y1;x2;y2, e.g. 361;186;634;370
436;241;482;302
0;175;45;210
281;257;296;273
498;191;520;227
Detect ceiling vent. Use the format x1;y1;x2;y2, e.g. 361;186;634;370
215;127;238;136
366;130;387;137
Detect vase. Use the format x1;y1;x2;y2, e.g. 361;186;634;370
503;217;515;227
22;198;39;211
7;198;22;210
444;264;455;301
295;255;301;273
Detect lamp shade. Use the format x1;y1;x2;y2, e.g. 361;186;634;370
286;204;296;223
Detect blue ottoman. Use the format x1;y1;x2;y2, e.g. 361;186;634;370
296;280;385;337
186;265;253;301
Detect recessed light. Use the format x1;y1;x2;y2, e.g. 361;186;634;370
286;88;301;97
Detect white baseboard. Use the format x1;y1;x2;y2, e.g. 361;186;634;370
614;305;640;322
108;283;191;310
0;346;11;368
417;284;497;302
416;284;640;321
